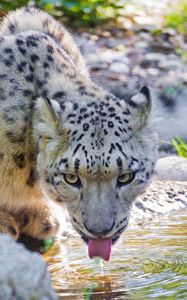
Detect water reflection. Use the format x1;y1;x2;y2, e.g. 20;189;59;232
43;210;187;299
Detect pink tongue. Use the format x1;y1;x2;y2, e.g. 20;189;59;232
88;239;112;261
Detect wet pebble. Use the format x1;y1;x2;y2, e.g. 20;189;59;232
109;62;130;74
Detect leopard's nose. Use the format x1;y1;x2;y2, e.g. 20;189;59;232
83;221;115;237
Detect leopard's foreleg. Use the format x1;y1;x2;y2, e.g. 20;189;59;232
0;210;20;240
15;201;60;240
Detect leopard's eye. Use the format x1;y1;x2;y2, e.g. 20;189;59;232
63;174;81;187
117;172;135;186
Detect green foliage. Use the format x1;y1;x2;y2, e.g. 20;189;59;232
172;137;187;158
175;48;187;60
0;0;124;27
165;1;187;34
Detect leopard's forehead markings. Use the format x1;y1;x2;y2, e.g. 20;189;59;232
63;96;132;144
56;97;139;177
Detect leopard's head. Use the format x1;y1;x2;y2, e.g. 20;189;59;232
34;86;158;260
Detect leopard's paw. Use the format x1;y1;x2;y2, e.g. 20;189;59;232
17;204;60;240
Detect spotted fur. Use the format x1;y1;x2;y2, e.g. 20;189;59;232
0;7;158;242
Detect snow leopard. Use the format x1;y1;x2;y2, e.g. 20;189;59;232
0;7;158;260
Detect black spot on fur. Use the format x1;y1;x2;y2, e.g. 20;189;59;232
30;54;39;63
115;143;127;158
74;158;80;171
47;55;53;62
13;152;25;168
8;225;17;236
6;131;25;144
44;71;49;78
123;109;130;115
83;123;89;131
73;143;81;156
29;64;34;72
108;121;114;128
76;133;84;141
29;152;36;162
36;79;46;88
73;103;79;110
0;74;7;79
108;106;115;112
114;131;120;137
23;89;33;97
26;36;38;47
26;168;39;187
59;158;68;165
16;38;24;46
21;214;30;227
109;143;116;154
0;87;6;101
47;45;54;54
4;48;13;54
67;113;76;119
3;111;15;123
146;172;150;180
43;62;50;68
131;156;139;163
8;23;15;34
3;59;13;67
18;47;27;56
116;157;123;172
25;74;34;83
17;61;27;72
0;153;4;159
53;91;65;99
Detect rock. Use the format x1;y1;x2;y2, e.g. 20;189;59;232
94;50;124;64
140;52;165;67
154;156;187;181
75;35;97;56
130;181;187;225
132;65;147;77
158;59;182;71
153;87;187;140
150;41;174;53
146;67;160;76
135;41;150;49
0;234;57;300
89;60;108;71
109;62;129;74
106;38;125;49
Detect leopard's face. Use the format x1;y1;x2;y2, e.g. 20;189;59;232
36;86;158;243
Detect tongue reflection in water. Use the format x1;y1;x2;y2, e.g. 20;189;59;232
88;239;112;261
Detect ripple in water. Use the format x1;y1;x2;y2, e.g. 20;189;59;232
44;210;187;300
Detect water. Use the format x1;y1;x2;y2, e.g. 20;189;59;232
44;210;187;300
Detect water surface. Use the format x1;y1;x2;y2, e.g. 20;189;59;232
44;210;187;300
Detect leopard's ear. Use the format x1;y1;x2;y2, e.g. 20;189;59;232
35;96;61;137
129;86;151;113
127;86;152;129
